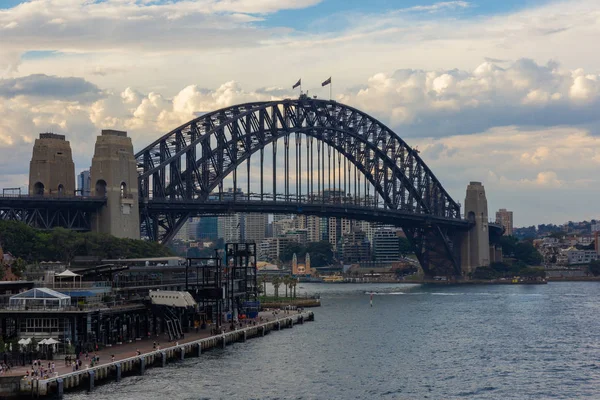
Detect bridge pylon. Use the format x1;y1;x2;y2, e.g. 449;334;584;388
460;181;490;277
90;130;140;239
28;133;75;196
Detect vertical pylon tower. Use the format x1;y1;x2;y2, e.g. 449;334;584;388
460;181;490;276
29;133;75;196
90;130;140;239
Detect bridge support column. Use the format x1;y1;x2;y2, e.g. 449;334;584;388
460;181;490;278
90;130;140;239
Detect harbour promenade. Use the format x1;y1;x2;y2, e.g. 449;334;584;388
0;310;314;399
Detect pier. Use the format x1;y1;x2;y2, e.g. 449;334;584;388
1;311;313;399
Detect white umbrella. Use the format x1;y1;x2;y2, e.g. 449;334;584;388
38;339;47;345
17;338;28;345
45;338;59;345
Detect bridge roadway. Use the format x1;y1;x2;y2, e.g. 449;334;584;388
0;194;503;236
141;198;472;230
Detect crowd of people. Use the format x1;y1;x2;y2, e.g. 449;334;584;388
24;360;56;380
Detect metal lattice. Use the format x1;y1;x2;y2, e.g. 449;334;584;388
135;96;467;276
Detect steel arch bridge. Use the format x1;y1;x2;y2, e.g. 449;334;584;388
135;95;471;276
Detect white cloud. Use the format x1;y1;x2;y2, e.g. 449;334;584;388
338;59;600;137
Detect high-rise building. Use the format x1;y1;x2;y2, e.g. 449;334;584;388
373;228;401;261
78;170;91;196
218;214;243;242
342;228;371;263
495;208;514;236
197;217;218;240
245;213;268;243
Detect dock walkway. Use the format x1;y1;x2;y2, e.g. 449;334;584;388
0;310;314;399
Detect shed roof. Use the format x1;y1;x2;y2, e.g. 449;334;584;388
10;287;70;300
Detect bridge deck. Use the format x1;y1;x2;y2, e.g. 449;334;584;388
141;199;472;229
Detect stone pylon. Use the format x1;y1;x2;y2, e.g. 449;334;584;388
29;133;75;196
460;181;490;276
90;130;140;239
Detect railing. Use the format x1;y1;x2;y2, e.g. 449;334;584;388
40;281;112;289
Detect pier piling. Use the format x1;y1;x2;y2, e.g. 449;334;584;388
87;371;95;393
116;363;122;382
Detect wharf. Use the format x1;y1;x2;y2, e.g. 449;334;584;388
0;310;314;399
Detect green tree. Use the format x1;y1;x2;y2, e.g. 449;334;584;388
280;243;306;263
271;276;282;299
305;241;334;268
11;258;27;278
589;260;600;276
282;276;290;298
398;237;413;257
472;266;498;280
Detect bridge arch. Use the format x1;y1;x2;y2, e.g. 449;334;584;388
136;96;464;275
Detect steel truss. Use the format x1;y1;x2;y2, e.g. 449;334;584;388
136;96;465;276
0;197;105;231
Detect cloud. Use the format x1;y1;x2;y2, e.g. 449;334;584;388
403;1;470;13
0;74;102;101
338;58;600;137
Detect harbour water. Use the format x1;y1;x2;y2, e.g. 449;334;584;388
67;282;600;399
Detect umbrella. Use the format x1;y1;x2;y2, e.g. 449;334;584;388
18;338;28;345
45;338;59;345
38;339;47;345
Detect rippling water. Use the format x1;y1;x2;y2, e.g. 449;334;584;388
67;282;600;399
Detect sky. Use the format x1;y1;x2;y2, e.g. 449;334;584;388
0;0;599;227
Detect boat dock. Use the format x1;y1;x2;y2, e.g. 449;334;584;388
1;311;314;399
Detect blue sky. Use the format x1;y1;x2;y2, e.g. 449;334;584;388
1;0;600;225
262;0;550;31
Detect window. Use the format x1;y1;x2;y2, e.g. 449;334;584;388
34;182;44;196
95;179;107;197
120;182;127;198
58;184;64;194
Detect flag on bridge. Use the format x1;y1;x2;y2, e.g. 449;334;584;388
321;77;331;87
292;79;301;89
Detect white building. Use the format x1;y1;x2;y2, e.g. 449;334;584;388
218;214;243;242
566;248;598;265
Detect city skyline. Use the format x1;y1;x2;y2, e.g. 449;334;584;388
1;0;599;226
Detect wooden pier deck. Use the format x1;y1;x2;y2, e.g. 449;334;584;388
0;311;314;399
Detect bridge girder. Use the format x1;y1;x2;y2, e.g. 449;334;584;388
136;97;464;276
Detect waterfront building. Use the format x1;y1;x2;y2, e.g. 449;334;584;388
292;253;311;276
496;208;514;236
566;248;599;265
373;228;402;261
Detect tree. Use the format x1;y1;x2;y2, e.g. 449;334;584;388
282;276;290;298
290;277;298;298
280;243;306;263
258;275;268;295
589;260;600;276
271;276;282;299
11;258;27;278
398;237;413;257
472;266;497;280
305;241;334;268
